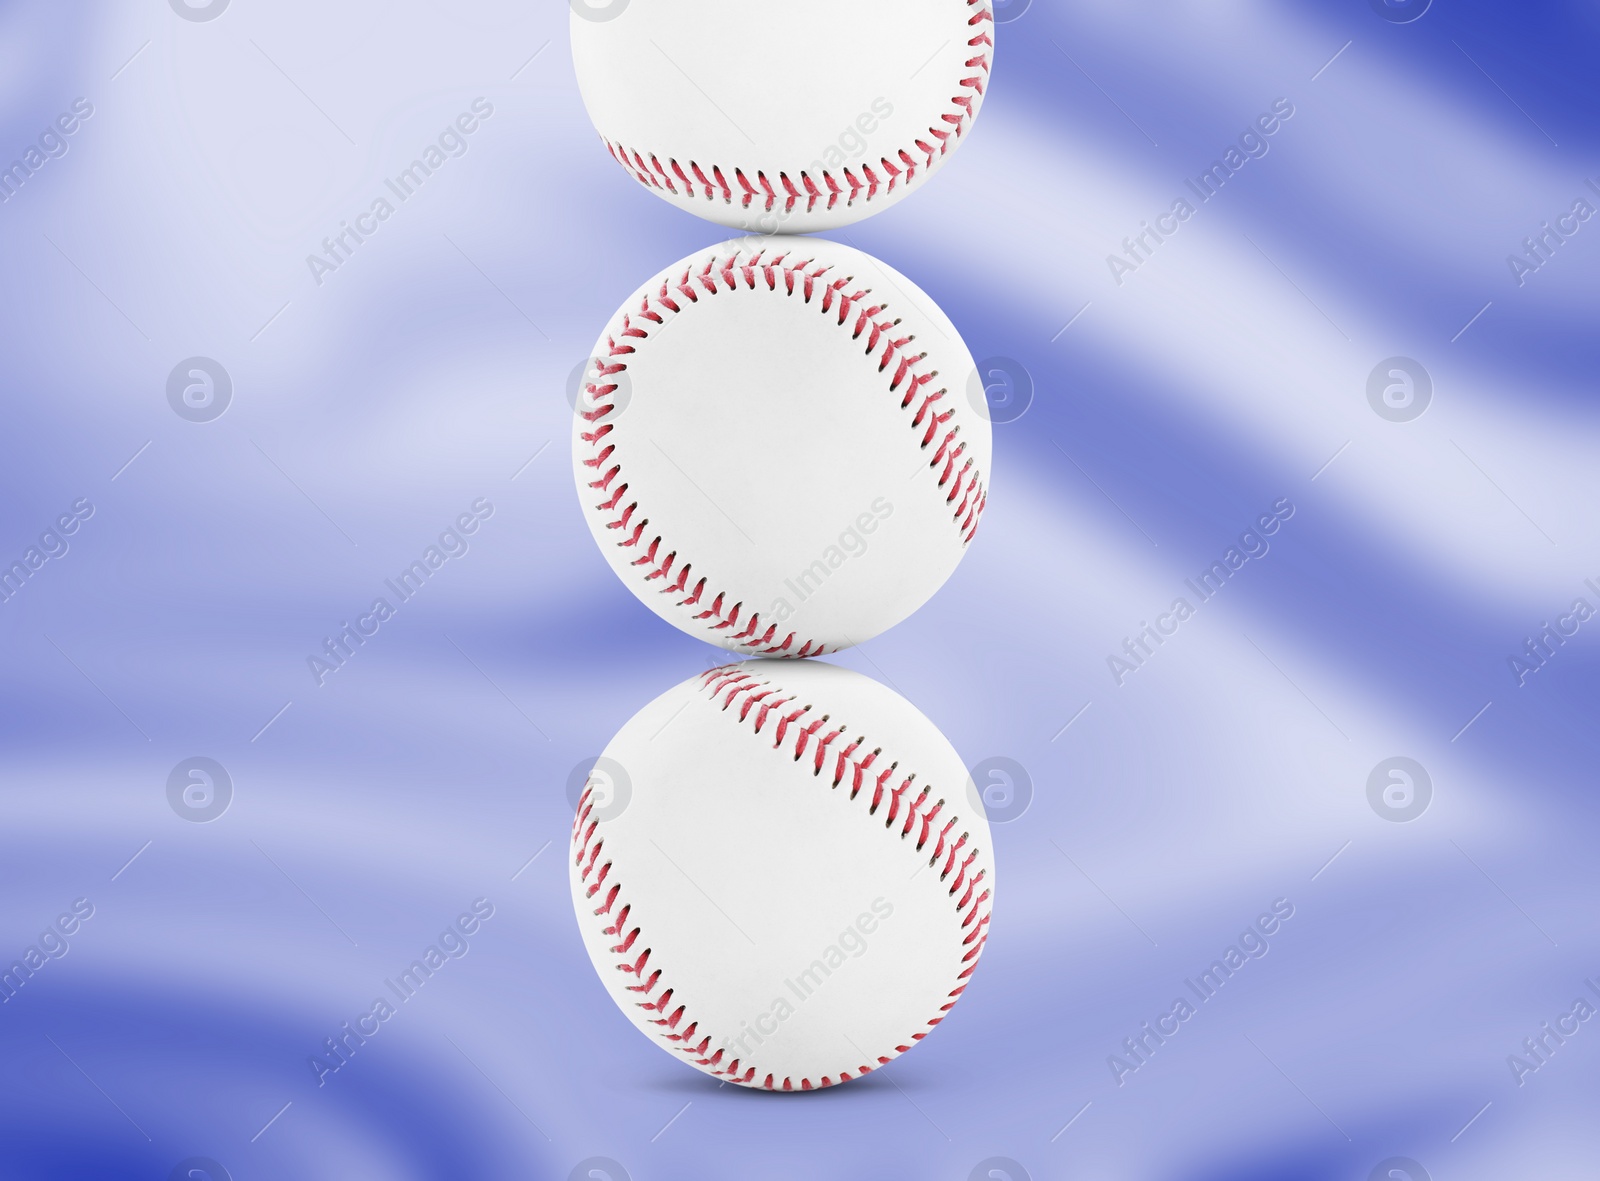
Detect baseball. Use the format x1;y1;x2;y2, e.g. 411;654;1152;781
570;660;994;1090
570;0;994;232
572;236;991;657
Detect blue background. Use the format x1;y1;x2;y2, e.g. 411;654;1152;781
2;1;1597;1178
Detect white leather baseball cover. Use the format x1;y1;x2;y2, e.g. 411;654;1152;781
570;0;994;232
573;237;991;657
570;660;994;1090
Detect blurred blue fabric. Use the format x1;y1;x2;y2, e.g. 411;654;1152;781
1;1;1596;1178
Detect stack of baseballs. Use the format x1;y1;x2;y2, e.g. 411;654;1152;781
566;0;998;1093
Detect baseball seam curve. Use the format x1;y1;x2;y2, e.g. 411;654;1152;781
578;247;989;657
571;665;992;1092
597;1;993;220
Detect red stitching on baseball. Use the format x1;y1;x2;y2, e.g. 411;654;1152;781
571;668;992;1092
600;1;993;220
579;245;990;656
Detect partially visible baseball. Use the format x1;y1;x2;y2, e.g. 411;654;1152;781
572;237;991;658
570;660;994;1090
570;0;995;232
